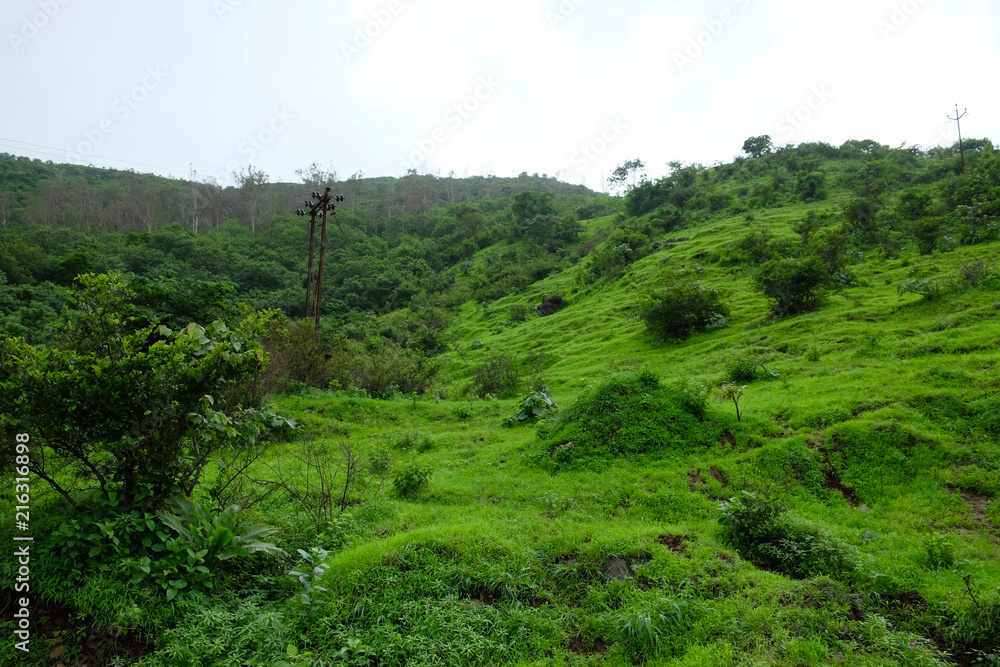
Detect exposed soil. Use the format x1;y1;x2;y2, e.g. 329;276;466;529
568;637;608;655
718;430;737;448
0;595;154;666
958;490;997;537
658;534;689;556
709;467;728;486
822;458;859;507
687;468;702;490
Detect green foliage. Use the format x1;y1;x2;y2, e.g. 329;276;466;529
0;271;292;507
507;389;558;425
922;533;957;570
545;370;717;466
794;170;827;202
288;547;331;606
505;303;530;323
134;497;286;601
582;227;652;282
742;135;774;158
725;353;761;383
909;216;945;255
753;256;831;316
393;461;433;498
470;351;522;398
713;383;746;422
638;278;729;340
718;492;860;579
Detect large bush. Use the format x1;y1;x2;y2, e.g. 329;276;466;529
0;271;292;508
545;370;716;467
752;256;830;316
638;279;729;340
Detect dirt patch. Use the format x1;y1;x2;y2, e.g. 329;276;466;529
822;459;858;507
959;490;997;535
568;637;608;655
658;534;689;556
0;597;154;666
709;467;728;486
718;431;736;448
688;468;702;490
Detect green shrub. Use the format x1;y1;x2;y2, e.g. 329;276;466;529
725;353;761;383
638;279;730;340
393;461;433;497
923;533;957;570
718;492;859;580
753;256;830;315
544;370;718;466
507;389;558;425
506;303;530;323
470;351;522;398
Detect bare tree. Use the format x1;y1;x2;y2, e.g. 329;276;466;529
234;165;269;234
296;161;338;190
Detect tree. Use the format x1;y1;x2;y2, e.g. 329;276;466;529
607;158;646;194
753;256;829;316
742;135;774;159
510;191;557;223
0;272;293;508
234;165;269;233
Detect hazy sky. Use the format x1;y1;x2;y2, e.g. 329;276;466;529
2;0;997;189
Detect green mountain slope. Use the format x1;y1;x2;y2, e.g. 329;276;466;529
4;139;1000;666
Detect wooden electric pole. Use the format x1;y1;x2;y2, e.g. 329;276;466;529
295;187;344;331
947;104;969;171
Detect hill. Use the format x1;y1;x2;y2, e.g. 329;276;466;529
2;137;1000;665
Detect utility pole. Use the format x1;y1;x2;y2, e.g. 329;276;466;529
295;187;344;331
190;163;199;234
947;104;968;171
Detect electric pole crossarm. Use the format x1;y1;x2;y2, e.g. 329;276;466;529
294;186;345;331
947;103;969;171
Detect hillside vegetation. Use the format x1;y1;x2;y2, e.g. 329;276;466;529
2;137;1000;666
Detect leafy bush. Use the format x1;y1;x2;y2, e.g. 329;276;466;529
583;227;652;281
393;461;433;497
718;491;859;579
923;533;957;570
507;389;558;425
138;497;286;600
470;351;522;398
506;303;530;323
753;256;830;316
288;546;331;606
638;279;729;340
725;353;761;383
545;370;718;466
0;271;291;508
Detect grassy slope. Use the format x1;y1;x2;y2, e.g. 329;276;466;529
250;186;1000;666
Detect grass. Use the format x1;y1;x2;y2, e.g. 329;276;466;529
6;188;1000;666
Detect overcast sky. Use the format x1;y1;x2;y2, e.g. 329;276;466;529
2;0;997;189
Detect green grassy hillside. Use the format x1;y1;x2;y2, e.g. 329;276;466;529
3;141;999;666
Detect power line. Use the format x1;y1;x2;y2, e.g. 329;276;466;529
0;136;189;176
